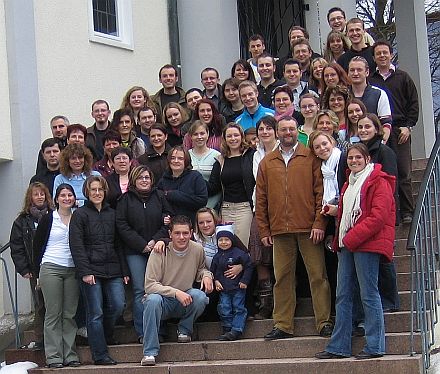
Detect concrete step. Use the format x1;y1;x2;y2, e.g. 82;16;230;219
28;355;423;374
6;332;421;366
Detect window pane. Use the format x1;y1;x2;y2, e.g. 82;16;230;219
92;0;118;36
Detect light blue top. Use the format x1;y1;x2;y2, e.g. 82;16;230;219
53;171;101;207
235;104;275;131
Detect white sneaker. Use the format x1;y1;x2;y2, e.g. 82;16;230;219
140;355;156;366
76;327;88;338
177;331;191;343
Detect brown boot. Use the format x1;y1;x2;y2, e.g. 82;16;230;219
254;280;273;320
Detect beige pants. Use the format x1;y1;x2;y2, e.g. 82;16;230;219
221;201;253;248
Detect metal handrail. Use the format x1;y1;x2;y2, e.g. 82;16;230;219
0;241;21;348
407;135;440;373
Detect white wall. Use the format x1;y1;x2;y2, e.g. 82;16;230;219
34;0;171;139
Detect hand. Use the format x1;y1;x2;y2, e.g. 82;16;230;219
153;240;165;253
382;126;391;143
224;264;242;279
143;240;156;253
82;275;95;285
201;276;214;293
310;229;325;244
175;290;193;306
261;236;273;246
123;276;130;284
239;282;247;289
163;215;171;225
398;127;411;144
320;204;338;217
215;280;223;292
22;273;32;279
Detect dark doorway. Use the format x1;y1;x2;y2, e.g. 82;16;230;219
237;0;305;59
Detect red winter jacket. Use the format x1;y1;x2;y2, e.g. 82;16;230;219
333;163;396;262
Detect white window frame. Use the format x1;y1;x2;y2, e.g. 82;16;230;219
88;0;134;50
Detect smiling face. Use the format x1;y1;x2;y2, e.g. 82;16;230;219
225;127;242;152
374;45;392;70
239;86;259;110
283;63;301;87
218;237;233;251
257;121;276;148
347;148;370;173
186;91;203;111
198;103;213;125
169;149;185;174
277;119;298;148
257;57;275;80
274;92;292;114
201;70;219;91
357;117;377;142
293;43;312;65
149;128;167;151
312;61;325;80
170;224;193;251
328;10;346;32
68;130;85;145
92;103;111;125
328;93;345;114
89;181;105;208
312;134;334;161
159;67;178;89
234;64;249;81
347;103;364;125
113;152;130;175
139;109;156;132
135;170;152;193
104;139;120;158
56;188;75;210
129;90;146;111
224;84;240;103
197;211;216;236
31;187;46;208
191;125;209;148
300;97;319;119
166;107;182;128
347;22;365;46
329;37;344;54
118;115;133;137
323;67;339;88
316;114;334;136
69;154;85;174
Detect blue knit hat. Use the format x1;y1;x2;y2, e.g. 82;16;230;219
216;224;235;242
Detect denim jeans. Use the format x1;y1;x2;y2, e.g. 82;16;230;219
142;288;209;356
326;248;385;357
217;289;247;333
80;277;125;361
126;254;148;338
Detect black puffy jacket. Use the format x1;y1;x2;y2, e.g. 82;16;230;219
69;201;128;279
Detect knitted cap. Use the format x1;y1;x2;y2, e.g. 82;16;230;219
216;224;235;242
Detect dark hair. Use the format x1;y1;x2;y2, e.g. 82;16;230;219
372;39;393;54
358;113;384;137
167;145;192;171
129;165;155;188
283;58;301;72
321;63;351;93
272;85;294;103
138;106;157;121
292;37;312;52
244;127;256;136
231;59;256;82
288;25;309;40
201;67;219;79
346;98;367;125
221;78;241;107
194;98;223;137
149;123;168;136
111;108;135;131
327;7;346;22
102;130;122;146
83;175;108;199
276;115;298;130
248;34;265;45
59;144;93;176
347;18;365;29
159;64;178;78
221;123;248;157
54;183;76;209
324;31;349;62
91;99;110;111
110;146;132;161
347;143;370;161
256;115;277;132
21;182;54;215
41;137;62;152
185;88;203;102
256;52;275;66
321;85;351;111
67;124;87;139
170;215;193;231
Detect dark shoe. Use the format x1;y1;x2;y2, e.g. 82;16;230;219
66;361;81;367
48;363;64;368
106;338;120;345
138;336;143;344
264;327;293;340
218;330;242;341
255;280;273;320
94;356;117;365
222;327;231;334
355;350;383;360
352;326;365;337
402;214;413;224
315;351;347;359
319;324;334;337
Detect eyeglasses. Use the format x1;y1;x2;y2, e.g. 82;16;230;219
136;175;151;181
300;104;317;110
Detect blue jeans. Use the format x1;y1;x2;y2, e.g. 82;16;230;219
126;254;148;338
326;248;385;357
142;288;209;357
80;277;125;361
217;289;247;333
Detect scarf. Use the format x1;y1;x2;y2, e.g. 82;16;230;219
338;163;374;247
321;147;341;204
274;105;295;121
29;203;48;223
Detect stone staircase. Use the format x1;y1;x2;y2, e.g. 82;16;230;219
5;160;428;373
